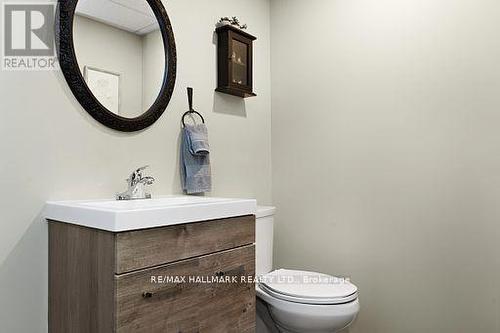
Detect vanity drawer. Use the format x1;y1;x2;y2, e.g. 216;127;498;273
115;244;255;333
115;215;255;274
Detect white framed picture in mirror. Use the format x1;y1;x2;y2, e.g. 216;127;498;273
84;66;121;115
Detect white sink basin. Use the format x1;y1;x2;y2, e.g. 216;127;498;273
44;196;257;232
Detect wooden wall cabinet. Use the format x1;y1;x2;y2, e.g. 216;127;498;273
216;25;257;98
49;216;256;333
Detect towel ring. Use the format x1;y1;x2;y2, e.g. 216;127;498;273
182;110;205;127
182;87;205;127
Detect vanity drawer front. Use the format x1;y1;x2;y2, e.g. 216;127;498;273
115;215;255;274
115;245;255;333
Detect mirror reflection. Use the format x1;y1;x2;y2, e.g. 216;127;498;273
73;0;166;118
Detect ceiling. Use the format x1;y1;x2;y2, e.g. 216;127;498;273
76;0;159;35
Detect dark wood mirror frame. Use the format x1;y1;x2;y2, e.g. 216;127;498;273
56;0;177;132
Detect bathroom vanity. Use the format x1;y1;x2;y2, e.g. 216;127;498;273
45;197;257;333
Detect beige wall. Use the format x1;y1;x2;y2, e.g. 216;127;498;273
142;29;165;111
271;0;500;332
0;0;272;331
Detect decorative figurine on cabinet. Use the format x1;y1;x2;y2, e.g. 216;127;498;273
215;17;257;98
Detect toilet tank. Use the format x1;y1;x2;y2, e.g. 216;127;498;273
256;206;276;276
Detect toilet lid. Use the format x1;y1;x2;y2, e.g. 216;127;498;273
259;269;358;305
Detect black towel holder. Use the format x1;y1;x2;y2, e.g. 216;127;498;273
182;87;205;127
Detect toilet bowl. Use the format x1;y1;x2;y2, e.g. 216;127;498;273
256;207;360;333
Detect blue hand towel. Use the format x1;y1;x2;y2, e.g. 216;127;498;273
187;123;210;155
180;124;212;194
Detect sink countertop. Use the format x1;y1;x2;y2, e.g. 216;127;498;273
44;196;257;232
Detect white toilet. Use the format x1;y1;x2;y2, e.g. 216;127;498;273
255;206;360;333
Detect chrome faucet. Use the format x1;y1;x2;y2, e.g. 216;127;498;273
116;166;155;201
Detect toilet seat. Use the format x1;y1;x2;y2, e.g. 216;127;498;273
259;269;358;305
260;283;358;305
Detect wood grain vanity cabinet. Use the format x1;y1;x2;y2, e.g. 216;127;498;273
49;215;256;333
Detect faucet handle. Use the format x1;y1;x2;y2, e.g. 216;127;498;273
135;165;150;176
127;165;150;185
133;165;150;178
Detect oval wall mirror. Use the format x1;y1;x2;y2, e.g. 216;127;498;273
57;0;176;132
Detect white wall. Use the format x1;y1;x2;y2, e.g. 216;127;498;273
74;15;144;118
271;0;500;332
0;0;272;331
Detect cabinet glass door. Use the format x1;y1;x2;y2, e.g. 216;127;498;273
231;39;248;86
